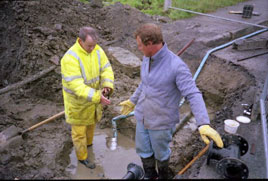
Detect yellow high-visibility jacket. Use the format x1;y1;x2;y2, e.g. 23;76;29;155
61;39;114;125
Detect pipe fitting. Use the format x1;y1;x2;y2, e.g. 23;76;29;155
243;110;251;116
207;134;249;179
110;112;135;150
122;163;144;179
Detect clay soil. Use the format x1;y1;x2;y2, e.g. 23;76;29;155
0;0;266;179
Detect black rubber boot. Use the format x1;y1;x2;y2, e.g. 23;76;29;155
141;155;158;179
157;158;173;179
79;159;96;169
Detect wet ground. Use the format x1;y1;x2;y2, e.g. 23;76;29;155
66;128;141;179
0;0;267;179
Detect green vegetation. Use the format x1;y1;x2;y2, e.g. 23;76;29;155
80;0;89;3
103;0;247;20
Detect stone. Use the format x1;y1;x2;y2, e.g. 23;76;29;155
90;0;103;8
107;46;142;77
232;37;268;51
54;24;62;31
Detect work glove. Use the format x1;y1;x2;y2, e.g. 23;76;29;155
198;125;224;148
119;99;135;115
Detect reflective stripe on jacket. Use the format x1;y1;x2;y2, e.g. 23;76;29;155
130;43;210;130
61;38;114;125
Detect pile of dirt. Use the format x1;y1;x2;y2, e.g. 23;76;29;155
0;0;258;179
0;0;154;179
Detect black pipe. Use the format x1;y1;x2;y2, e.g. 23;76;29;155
207;134;249;179
122;163;144;179
237;51;268;62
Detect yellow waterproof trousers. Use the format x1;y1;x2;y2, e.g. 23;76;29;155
71;124;96;160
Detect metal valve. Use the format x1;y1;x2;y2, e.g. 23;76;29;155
207;134;249;179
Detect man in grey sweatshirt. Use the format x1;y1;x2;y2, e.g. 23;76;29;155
119;23;223;179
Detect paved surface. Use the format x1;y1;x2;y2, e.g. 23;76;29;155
165;0;268;179
183;0;268;179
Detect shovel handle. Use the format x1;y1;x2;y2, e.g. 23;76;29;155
177;144;209;175
21;111;65;135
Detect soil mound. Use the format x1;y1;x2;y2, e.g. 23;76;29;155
0;0;262;179
0;0;154;179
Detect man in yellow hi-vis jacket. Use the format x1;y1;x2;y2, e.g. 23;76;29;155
61;26;114;169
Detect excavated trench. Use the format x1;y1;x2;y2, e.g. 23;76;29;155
0;0;261;179
0;51;255;180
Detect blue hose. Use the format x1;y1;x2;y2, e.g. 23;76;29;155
179;28;268;106
112;28;268;141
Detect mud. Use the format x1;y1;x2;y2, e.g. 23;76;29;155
67;128;141;179
0;0;267;179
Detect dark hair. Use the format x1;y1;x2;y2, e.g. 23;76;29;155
134;23;163;46
79;26;98;42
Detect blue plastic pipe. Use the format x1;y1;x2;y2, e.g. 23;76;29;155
179;28;268;106
112;28;268;143
193;28;268;81
111;111;134;139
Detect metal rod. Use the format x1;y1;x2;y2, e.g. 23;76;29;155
260;72;268;179
237;51;268;62
177;38;195;56
168;6;268;29
163;0;172;12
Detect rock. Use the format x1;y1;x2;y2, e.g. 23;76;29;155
0;125;21;142
232;37;268;50
198;32;232;47
49;55;60;65
33;26;55;36
90;0;103;8
0;135;23;155
107;46;141;77
54;24;62;31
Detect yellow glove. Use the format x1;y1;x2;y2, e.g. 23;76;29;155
119;99;135;115
198;125;223;148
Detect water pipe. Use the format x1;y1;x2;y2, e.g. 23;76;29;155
193;28;267;81
111;29;268;149
207;134;249;179
110;38;195;149
111;112;134;139
109;112;134;150
179;28;268;106
168;6;268;29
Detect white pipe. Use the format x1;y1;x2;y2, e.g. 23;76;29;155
168;6;268;29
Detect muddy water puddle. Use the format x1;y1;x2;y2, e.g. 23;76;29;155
66;127;141;179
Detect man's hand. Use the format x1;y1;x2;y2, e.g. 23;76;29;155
198;125;223;148
100;94;111;106
119;99;135;115
102;87;111;98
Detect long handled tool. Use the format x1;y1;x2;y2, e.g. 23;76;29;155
20;111;65;135
174;144;209;179
0;111;65;148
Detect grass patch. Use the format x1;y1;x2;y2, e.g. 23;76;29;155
103;0;247;20
80;0;89;4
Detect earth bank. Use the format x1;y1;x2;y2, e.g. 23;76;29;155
0;0;267;179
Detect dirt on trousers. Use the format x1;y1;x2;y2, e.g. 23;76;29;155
0;0;267;179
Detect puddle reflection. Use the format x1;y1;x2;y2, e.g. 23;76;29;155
66;127;141;179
